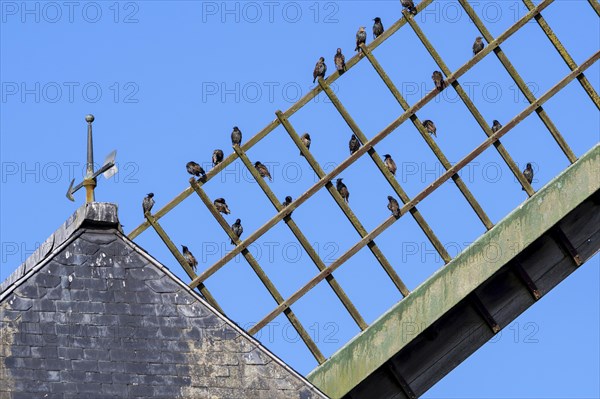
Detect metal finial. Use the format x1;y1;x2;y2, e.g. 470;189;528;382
86;114;95;179
66;114;118;203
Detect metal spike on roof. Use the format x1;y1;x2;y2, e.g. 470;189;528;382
66;114;118;204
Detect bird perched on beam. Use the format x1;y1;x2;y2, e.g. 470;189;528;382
522;163;534;190
231;126;242;146
384;154;397;175
231;219;243;245
337;178;350;203
186;161;206;179
473;36;485;56
491;120;502;133
334;48;346;74
254;161;272;181
313;57;327;83
282;196;293;207
355;26;367;52
422;120;437;137
401;0;417;15
300;133;311;156
349;134;361;155
182;245;198;272
212;149;224;167
388;196;400;217
373;17;384;39
142;193;155;215
432;71;446;91
214;198;230;215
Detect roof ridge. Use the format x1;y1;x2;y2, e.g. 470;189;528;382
0;202;120;295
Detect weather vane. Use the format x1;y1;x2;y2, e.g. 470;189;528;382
66;114;118;203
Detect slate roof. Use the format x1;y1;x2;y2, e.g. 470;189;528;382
0;203;328;398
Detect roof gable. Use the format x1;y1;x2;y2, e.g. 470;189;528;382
0;203;327;398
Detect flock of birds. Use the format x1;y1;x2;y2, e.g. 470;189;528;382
140;125;303;271
141;2;535;273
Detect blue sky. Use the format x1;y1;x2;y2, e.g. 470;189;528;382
1;0;599;397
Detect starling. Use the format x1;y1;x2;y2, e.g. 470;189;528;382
373;17;384;39
422;120;437;137
491;120;502;133
254;161;272;181
473;36;485;56
231;126;242;146
186;161;206;178
334;48;346;73
355;26;367;52
300;133;311;156
231;218;243;245
214;198;231;215
432;70;446;91
401;0;417;15
336;178;349;203
282;196;293;207
349;134;361;155
142;192;155;215
182;245;198;272
388;196;400;217
313;57;327;83
522;163;533;190
383;154;397;175
212;149;224;167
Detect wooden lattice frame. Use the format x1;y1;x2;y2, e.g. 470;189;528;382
128;0;600;363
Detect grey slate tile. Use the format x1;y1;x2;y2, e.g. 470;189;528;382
58;347;83;359
33;274;61;288
14;285;46;299
101;383;128;396
6;296;33;311
31;345;58;358
75;382;102;394
71;359;99;372
112;373;142;384
84;371;112;384
50;382;78;393
128;384;155;397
